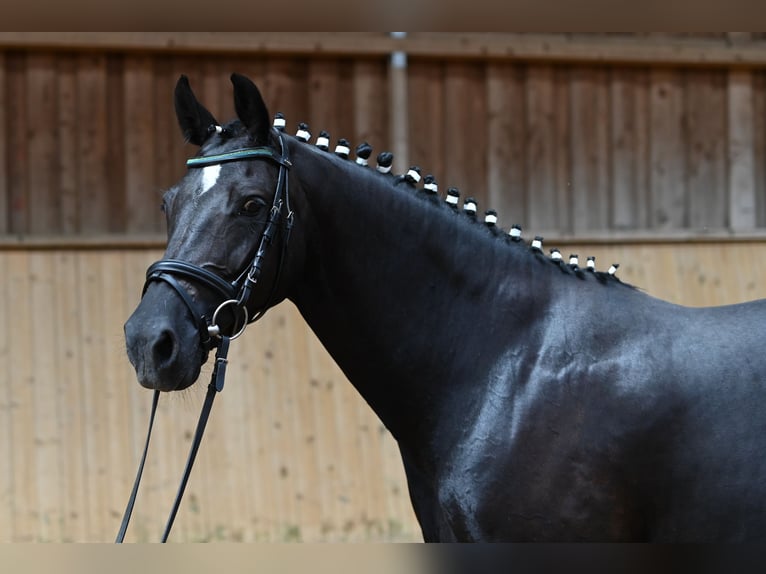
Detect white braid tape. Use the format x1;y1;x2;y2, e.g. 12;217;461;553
531;238;542;250
296;129;310;141
464;202;477;213
377;165;392;174
509;227;522;239
446;194;459;205
424;182;438;193
316;136;329;148
407;169;421;183
356;157;369;166
485;213;498;224
273;117;286;129
334;144;350;156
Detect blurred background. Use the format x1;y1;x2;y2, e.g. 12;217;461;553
1;32;766;542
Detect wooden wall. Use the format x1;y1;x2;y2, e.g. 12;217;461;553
3;33;766;543
0;246;418;542
1;241;766;542
1;33;766;237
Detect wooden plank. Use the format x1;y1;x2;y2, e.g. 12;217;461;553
123;55;159;233
486;62;526;228
685;70;727;229
264;57;309;136
76;251;111;540
407;60;444;180
56;55;78;234
633;69;651;230
0;52;7;234
443;62;487;209
326;59;357;150
554;66;573;235
649;68;687;229
6;52;29;233
4;33;766;68
728;69;757;230
305;315;346;540
0;253;11;541
273;307;304;540
100;251;138;541
611;69;640;230
26;53;60;234
7;252;36;540
76;54;110;233
352;58;389;154
239;305;276;541
570;66;610;233
525;65;559;231
280;306;325;541
307;59;346;158
52;250;88;542
28;253;61;541
754;71;766;227
105;55;127;233
151;55;177;195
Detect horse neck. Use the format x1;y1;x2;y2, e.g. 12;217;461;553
286;142;554;461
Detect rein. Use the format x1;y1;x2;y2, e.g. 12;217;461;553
116;132;292;543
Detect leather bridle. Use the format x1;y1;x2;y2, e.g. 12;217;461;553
116;131;292;543
146;132;294;347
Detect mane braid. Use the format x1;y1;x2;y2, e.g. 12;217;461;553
287;131;631;289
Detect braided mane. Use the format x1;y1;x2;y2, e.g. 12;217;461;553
277;114;628;288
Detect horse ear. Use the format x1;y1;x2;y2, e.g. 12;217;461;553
174;75;219;146
231;73;271;145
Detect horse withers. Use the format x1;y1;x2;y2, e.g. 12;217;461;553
124;73;766;542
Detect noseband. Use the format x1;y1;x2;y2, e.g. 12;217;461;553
144;131;293;347
116;131;293;543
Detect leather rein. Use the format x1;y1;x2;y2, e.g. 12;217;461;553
116;132;292;542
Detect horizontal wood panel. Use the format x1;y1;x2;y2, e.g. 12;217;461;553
2;33;766;68
1;243;766;541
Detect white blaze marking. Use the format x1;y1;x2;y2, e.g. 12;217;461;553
200;164;221;195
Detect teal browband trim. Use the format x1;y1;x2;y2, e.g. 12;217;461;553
186;147;291;169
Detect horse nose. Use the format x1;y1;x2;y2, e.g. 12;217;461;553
124;315;181;390
124;289;205;392
152;329;178;369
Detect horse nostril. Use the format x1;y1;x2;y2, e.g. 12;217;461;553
152;330;177;367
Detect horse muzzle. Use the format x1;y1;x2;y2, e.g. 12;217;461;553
124;281;207;391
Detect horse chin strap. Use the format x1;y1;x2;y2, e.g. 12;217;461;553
116;132;292;543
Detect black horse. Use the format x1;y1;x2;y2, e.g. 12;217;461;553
124;73;766;542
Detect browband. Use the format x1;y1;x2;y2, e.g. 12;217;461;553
186;147;292;169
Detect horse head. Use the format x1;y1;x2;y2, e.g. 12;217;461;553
124;74;302;391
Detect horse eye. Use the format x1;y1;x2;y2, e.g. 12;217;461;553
240;198;265;216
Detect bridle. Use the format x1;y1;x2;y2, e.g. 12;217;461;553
116;131;293;543
147;132;293;346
